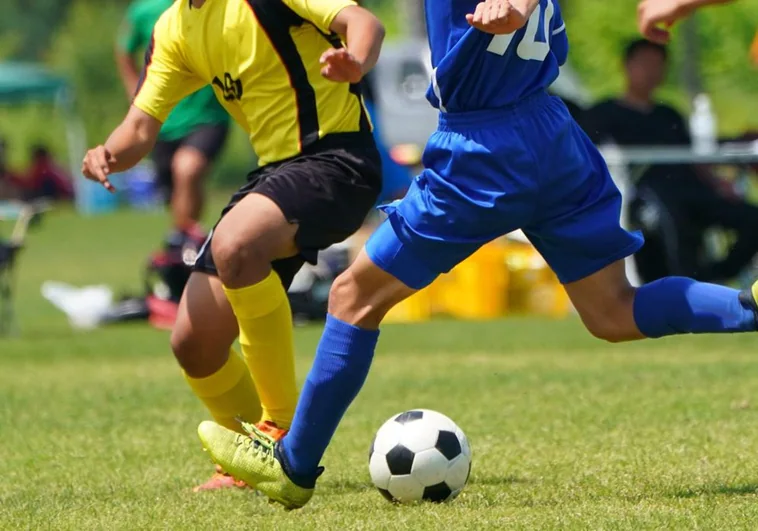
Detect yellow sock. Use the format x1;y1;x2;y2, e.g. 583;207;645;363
184;348;262;433
224;271;298;429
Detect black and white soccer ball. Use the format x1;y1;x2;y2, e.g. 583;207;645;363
369;409;472;503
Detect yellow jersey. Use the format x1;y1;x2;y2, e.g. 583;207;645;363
134;0;371;166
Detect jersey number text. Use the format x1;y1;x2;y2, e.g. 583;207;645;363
486;0;555;62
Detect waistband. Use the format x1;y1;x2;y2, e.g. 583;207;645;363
303;131;376;154
438;90;553;129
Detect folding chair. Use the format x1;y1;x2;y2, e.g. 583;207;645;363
0;201;48;336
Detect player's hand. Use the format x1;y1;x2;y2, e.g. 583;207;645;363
637;0;694;44
82;145;117;192
466;0;527;35
320;48;363;84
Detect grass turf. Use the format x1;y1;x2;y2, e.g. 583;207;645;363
2;200;758;530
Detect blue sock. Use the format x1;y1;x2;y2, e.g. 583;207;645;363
633;277;757;338
280;314;379;485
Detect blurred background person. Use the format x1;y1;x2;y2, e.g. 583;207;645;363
23;145;74;202
581;39;758;285
0;138;20;200
116;0;231;248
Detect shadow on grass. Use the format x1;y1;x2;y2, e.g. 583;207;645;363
319;479;374;496
319;474;532;497
672;483;758;499
470;474;533;487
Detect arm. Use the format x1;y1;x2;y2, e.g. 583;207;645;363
282;0;385;82
681;0;734;6
329;5;385;77
84;11;205;191
82;106;162;191
115;9;144;98
105;106;162;173
466;0;540;35
115;49;142;98
638;0;735;43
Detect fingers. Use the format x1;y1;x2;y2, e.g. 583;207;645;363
319;47;343;64
644;25;672;44
485;0;501;25
466;2;485;27
637;0;678;43
467;0;511;32
474;2;486;25
82;146;116;192
498;0;509;20
320;48;362;83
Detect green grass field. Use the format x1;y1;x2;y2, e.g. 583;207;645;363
3;200;758;530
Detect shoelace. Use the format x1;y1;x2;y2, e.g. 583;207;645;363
235;421;275;462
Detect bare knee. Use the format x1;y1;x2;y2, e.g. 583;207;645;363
328;262;415;329
172;149;208;185
328;272;384;328
211;230;270;287
580;286;640;343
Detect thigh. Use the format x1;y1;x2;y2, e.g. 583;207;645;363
212;192;300;264
252;145;383;264
526;124;644;284
369;127;536;290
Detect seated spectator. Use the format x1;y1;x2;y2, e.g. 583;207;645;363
20;145;74;202
581;39;758;284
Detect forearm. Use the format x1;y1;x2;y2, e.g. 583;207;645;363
333;7;385;76
103;108;158;172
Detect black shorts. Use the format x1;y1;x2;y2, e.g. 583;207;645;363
193;133;382;289
152;122;230;198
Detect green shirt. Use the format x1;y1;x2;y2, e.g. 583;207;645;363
118;0;229;141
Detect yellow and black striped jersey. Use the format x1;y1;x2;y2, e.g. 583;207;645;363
134;0;371;166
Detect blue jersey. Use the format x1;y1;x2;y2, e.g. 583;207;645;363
425;0;568;112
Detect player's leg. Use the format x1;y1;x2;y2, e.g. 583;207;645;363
562;258;757;343
208;147;382;433
527;98;758;342
170;123;229;230
152;138;178;213
208;192;301;431
198;124;528;508
172;255;304;490
170;270;259;492
198;219;430;508
170;145;207;228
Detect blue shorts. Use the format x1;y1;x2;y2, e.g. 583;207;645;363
366;92;644;290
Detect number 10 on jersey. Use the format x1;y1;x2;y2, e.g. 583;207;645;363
486;0;555;62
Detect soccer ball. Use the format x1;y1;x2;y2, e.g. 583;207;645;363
368;409;472;503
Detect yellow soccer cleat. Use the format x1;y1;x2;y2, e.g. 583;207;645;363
197;420;317;510
739;280;758;318
193;421;288;493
